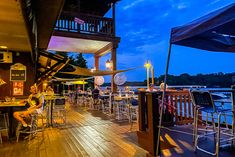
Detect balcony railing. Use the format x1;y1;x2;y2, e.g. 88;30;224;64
55;12;114;37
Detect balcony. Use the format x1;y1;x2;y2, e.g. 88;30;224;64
55;12;114;37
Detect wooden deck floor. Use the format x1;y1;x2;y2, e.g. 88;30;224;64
0;106;146;157
1;104;235;157
160;125;235;157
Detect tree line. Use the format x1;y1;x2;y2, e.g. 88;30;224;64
150;72;235;88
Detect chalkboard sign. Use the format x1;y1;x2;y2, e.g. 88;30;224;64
10;70;26;81
10;63;26;81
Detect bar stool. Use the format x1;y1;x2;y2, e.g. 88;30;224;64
190;90;234;157
129;98;138;130
16;113;38;142
52;98;66;126
0;113;9;144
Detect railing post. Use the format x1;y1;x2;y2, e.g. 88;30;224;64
138;91;147;131
137;92;160;157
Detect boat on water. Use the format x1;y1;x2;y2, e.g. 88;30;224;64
211;92;229;100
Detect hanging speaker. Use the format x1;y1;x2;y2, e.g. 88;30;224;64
0;52;13;63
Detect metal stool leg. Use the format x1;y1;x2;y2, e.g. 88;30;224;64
194;108;199;151
216;113;221;157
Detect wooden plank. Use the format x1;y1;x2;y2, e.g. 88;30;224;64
183;95;187;124
174;94;179;124
188;95;192;122
179;95;183;123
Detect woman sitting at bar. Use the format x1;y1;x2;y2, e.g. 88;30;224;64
13;85;44;130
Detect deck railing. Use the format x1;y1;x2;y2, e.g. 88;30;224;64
164;91;193;125
55;12;114;36
160;90;235;126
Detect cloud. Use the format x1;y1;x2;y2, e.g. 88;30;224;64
161;12;169;17
168;0;189;10
207;0;222;6
122;0;145;10
136;40;167;54
177;3;187;9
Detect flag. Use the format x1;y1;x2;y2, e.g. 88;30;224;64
74;17;85;24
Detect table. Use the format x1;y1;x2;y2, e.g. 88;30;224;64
0;101;26;138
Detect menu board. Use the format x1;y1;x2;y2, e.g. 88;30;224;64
13;81;24;95
10;70;26;81
10;63;26;81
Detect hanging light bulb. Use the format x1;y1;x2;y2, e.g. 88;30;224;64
105;59;113;70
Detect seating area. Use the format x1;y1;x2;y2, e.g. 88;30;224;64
0;100;146;157
67;91;138;123
1;89;235;157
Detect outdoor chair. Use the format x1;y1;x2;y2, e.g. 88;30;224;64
92;93;102;110
113;96;129;121
0;113;9;144
190;90;234;157
129;98;139;130
101;94;112;115
52;98;66;126
37;99;48;130
16;113;39;142
16;95;47;142
77;93;84;107
86;94;93;109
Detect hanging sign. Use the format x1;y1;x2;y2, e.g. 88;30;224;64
10;63;26;81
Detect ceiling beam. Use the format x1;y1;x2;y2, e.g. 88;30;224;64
95;43;113;57
53;31;120;43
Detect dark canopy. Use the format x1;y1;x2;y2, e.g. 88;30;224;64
171;3;235;52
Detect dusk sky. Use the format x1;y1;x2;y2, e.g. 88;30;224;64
83;0;235;82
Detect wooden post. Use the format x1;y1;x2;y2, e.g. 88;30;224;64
112;2;116;36
94;56;99;70
111;43;117;92
137;92;160;157
94;55;99;87
138;91;148;131
151;67;154;85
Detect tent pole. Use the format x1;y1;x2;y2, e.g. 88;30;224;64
156;42;172;156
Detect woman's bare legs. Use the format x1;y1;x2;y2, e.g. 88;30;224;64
13;111;30;127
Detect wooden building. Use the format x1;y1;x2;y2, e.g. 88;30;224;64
0;0;120;99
